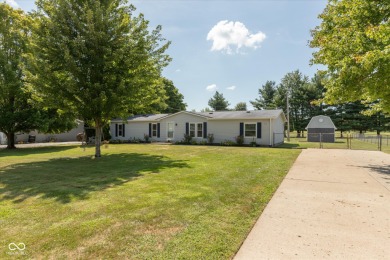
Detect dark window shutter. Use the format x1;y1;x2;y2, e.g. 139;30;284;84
157;123;160;138
115;124;118;137
149;123;152;137
257;122;262;138
185;122;189;135
122;124;125;137
203;122;207;138
240;122;244;136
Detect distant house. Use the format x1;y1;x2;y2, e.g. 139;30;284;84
111;110;286;146
0;120;84;144
306;115;336;143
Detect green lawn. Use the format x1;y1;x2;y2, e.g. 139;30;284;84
0;144;300;259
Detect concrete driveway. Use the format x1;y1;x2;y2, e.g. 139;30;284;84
234;149;390;259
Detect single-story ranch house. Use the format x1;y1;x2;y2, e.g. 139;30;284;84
111;110;286;146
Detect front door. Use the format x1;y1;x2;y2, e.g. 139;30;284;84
167;122;175;140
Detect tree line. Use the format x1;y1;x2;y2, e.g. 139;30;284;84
0;1;186;155
206;69;390;137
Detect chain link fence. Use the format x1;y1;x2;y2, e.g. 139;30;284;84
350;133;390;151
304;133;388;151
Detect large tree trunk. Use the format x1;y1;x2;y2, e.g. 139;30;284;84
95;121;102;158
6;132;16;149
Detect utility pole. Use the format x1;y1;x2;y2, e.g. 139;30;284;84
287;87;290;142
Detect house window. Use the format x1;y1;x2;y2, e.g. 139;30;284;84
244;123;256;137
197;123;203;138
189;123;203;138
189;123;196;137
167;123;174;138
118;124;123;136
152;123;157;137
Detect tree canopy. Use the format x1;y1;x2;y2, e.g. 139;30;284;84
310;0;390;112
208;91;230;111
234;102;247;111
250;81;276;110
0;3;40;149
159;78;186;113
27;0;171;157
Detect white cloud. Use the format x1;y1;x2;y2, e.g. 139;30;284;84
207;20;266;54
175;69;181;72
5;0;18;7
206;84;217;92
227;86;236;91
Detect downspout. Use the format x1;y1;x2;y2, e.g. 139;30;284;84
269;118;273;147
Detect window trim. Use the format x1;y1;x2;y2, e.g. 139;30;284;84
197;123;203;138
151;123;157;137
244;122;257;138
118;124;123;137
189;122;204;138
167;122;174;139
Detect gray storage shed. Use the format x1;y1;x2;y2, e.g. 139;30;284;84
305;115;336;143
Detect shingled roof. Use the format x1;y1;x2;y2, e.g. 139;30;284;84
112;110;286;122
199;110;285;120
305;115;337;129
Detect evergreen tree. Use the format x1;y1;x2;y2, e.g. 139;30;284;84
250;81;276;110
208;91;230;111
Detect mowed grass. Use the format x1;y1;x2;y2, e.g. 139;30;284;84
0;144;300;259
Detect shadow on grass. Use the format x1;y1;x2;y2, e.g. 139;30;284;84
0;153;189;204
276;143;302;149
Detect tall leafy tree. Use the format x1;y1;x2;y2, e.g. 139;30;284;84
208;91;230;111
0;3;41;149
160;78;186;113
234;102;247;111
311;0;390;112
275;70;324;137
250;80;276;110
27;0;171;157
280;71;309;136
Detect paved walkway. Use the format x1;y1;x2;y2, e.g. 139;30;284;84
235;149;390;259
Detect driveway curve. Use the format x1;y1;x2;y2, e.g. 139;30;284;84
235;149;390;259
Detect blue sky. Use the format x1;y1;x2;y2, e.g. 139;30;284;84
9;0;328;111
